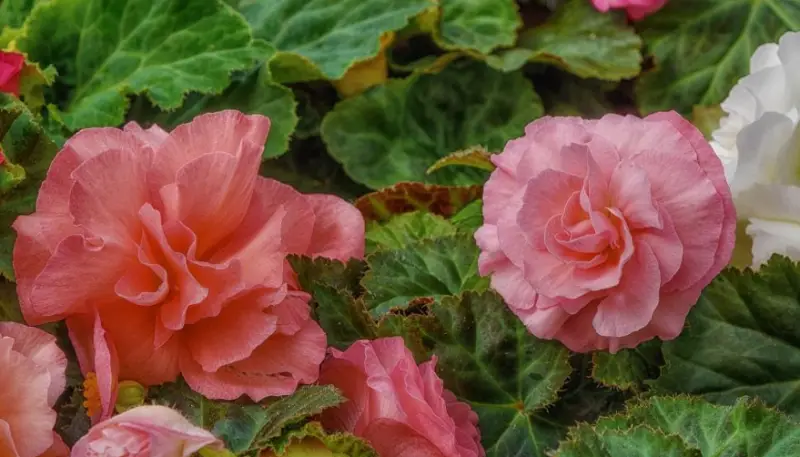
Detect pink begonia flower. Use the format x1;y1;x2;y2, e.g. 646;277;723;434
0;51;25;96
318;337;484;457
71;405;222;457
475;112;736;353
13;110;366;421
591;0;667;21
0;322;68;457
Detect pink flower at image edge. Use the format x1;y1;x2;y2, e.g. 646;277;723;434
71;405;222;457
0;322;68;457
591;0;667;21
475;111;735;353
0;51;25;96
12;110;365;422
319;337;484;457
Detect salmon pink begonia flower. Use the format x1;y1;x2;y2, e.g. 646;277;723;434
0;322;68;457
13;111;365;421
475;112;736;352
318;337;484;457
591;0;667;21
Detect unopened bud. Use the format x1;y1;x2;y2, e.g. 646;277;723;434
114;380;147;413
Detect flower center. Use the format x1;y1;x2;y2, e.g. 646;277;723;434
83;372;102;418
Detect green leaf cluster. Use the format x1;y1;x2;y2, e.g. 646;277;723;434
148;381;355;456
555;396;800;456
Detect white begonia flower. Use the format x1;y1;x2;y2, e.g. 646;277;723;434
711;31;800;267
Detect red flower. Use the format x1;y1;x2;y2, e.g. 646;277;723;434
0;51;25;96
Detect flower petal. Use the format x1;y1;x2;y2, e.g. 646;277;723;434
182;318;325;401
184;291;279;372
29;235;133;321
593;240;661;337
304;194;366;260
150;111;269;190
0;322;66;406
363;419;447;457
68;147;152;245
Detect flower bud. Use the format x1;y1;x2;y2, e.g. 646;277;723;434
114;380;147;413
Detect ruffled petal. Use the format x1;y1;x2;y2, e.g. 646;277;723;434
150;111;269;190
100;303;181;386
184;290;279;372
304;194;366;260
12;213;81;321
0;337;55;457
0;322;66;406
182;318;325;401
210;178;312;289
28;235;134;322
166;147;262;256
36;128;146;213
123;122;169;149
593;240;661;337
68;147;152;245
363;419;447;457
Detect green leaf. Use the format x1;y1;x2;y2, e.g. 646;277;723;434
54;384;92;446
16;0;270;130
425;145;495;175
449;199;483;232
17;60;58;113
655;255;800;417
150;381;345;454
265;422;377;457
556;425;700;457
386;291;572;457
288;256;377;350
0;0;36;46
362;234;489;315
485;0;642;80
322;61;542;189
144;65;297;159
542;75;617;117
435;0;521;54
561;396;800;456
235;386;346;453
258;140;371;201
290;256;365;296
365;211;457;254
239;0;430;82
354;182;482;223
635;0;800;115
0;93;60;280
0;0;36;27
591;340;662;391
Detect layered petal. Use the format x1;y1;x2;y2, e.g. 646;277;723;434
304;194;366;260
71;405;222;457
12;109;366;407
149;110;270;190
36;128;146;213
319;338;485;457
0;322;66;406
478;113;735;352
181;317;325;401
100;303;181;386
27;235;134;322
0;337;56;457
